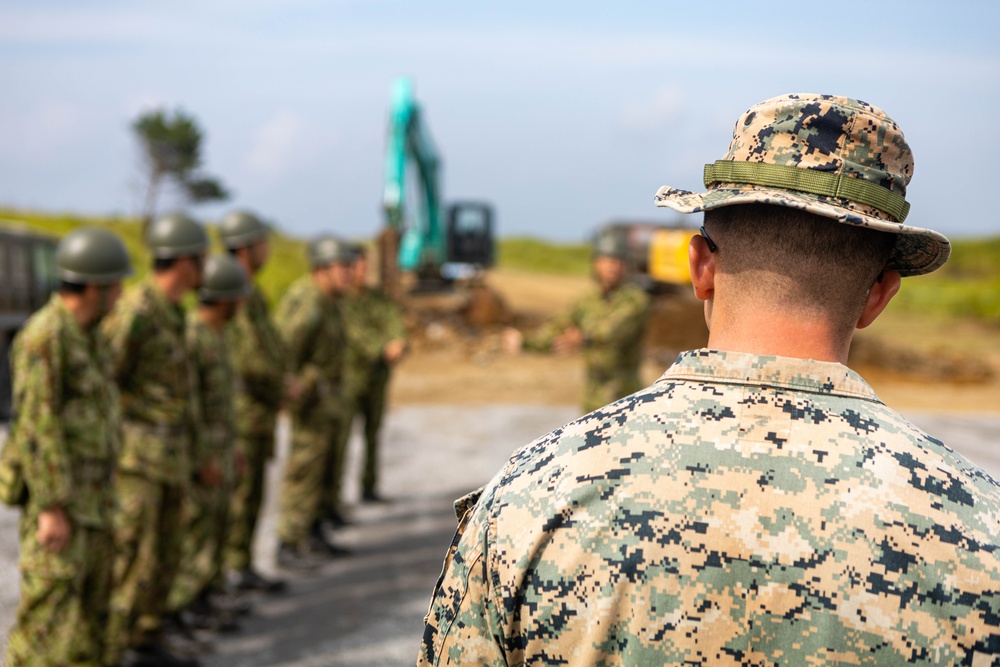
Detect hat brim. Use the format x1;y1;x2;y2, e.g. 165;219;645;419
654;184;950;277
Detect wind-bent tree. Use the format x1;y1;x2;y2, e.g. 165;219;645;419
133;107;230;226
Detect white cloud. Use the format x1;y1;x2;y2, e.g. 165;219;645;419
619;87;688;134
244;109;336;182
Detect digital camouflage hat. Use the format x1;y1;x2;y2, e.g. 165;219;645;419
654;93;950;276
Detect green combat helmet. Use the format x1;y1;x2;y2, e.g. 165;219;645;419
219;210;269;250
56;227;133;285
147;212;209;258
593;229;630;261
199;254;250;302
307;235;353;268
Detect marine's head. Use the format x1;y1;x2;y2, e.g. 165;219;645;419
198;253;250;322
147;212;209;292
307;234;354;296
591;230;629;293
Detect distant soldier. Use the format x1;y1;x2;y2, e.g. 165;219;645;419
2;228;131;666
505;232;650;413
336;244;406;504
217;211;287;594
103;213;206;667
275;235;353;569
166;255;249;636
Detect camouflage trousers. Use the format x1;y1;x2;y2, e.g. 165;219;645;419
348;364;391;496
224;432;272;573
277;412;342;546
5;509;113;667
321;402;355;517
105;473;184;662
167;478;230;613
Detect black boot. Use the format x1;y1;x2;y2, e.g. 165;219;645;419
229;567;287;594
276;541;322;571
309;520;351;558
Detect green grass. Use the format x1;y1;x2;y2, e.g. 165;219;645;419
496;237;591;275
3;210;997;323
887;236;1000;322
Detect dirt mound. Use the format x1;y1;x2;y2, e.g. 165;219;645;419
849;335;995;383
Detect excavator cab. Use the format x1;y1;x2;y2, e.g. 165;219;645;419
442;202;494;280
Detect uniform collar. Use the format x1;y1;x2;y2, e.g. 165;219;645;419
656;348;882;402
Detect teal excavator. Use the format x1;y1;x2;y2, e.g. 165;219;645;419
380;78;495;294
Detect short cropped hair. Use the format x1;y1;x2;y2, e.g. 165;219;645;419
703;204;896;331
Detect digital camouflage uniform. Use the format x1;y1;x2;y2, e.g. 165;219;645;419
102;279;198;657
4;296;120;667
420;350;1000;666
167;316;237;613
336;286;405;501
524;282;649;413
275;275;346;548
224;283;285;573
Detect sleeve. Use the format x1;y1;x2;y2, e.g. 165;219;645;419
102;302;144;389
186;330;211;473
12;330;72;510
276;293;323;400
521;312;573;353
379;294;406;342
577;288;649;347
227;296;285;408
418;487;507;666
342;299;385;363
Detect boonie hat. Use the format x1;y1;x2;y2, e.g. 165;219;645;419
654;93;950;276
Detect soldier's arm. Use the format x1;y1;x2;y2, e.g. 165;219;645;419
418;489;507;666
227;314;285;407
342;299;385;363
521;312;573;353
577;288;649;347
276;295;324;398
12;330;73;512
102;303;145;388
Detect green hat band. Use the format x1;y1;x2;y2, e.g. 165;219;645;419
704;161;910;223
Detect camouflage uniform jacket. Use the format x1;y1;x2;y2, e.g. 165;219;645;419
341;287;404;398
420;349;1000;666
188;317;236;483
227;283;285;438
276;276;346;422
525;282;649;411
9;295;120;528
102;278;198;485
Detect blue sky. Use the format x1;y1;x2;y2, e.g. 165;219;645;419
1;1;998;241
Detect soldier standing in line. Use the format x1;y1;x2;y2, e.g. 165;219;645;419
103;213;206;667
504;232;650;413
217;211;287;594
334;244;406;505
1;228;131;667
165;255;250;638
419;94;1000;665
274;235;353;570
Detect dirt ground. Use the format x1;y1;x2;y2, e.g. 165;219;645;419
389;268;1000;413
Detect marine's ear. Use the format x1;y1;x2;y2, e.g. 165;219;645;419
689;234;716;302
856;269;901;330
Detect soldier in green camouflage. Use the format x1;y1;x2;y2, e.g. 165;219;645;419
166;255;249;635
505;233;649;413
333;244;406;505
103;213;206;667
217;211;287;594
2;228;130;667
275;235;353;569
419;94;1000;665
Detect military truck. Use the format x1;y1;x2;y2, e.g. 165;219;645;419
0;223;59;420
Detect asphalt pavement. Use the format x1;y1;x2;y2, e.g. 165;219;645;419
0;406;998;666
